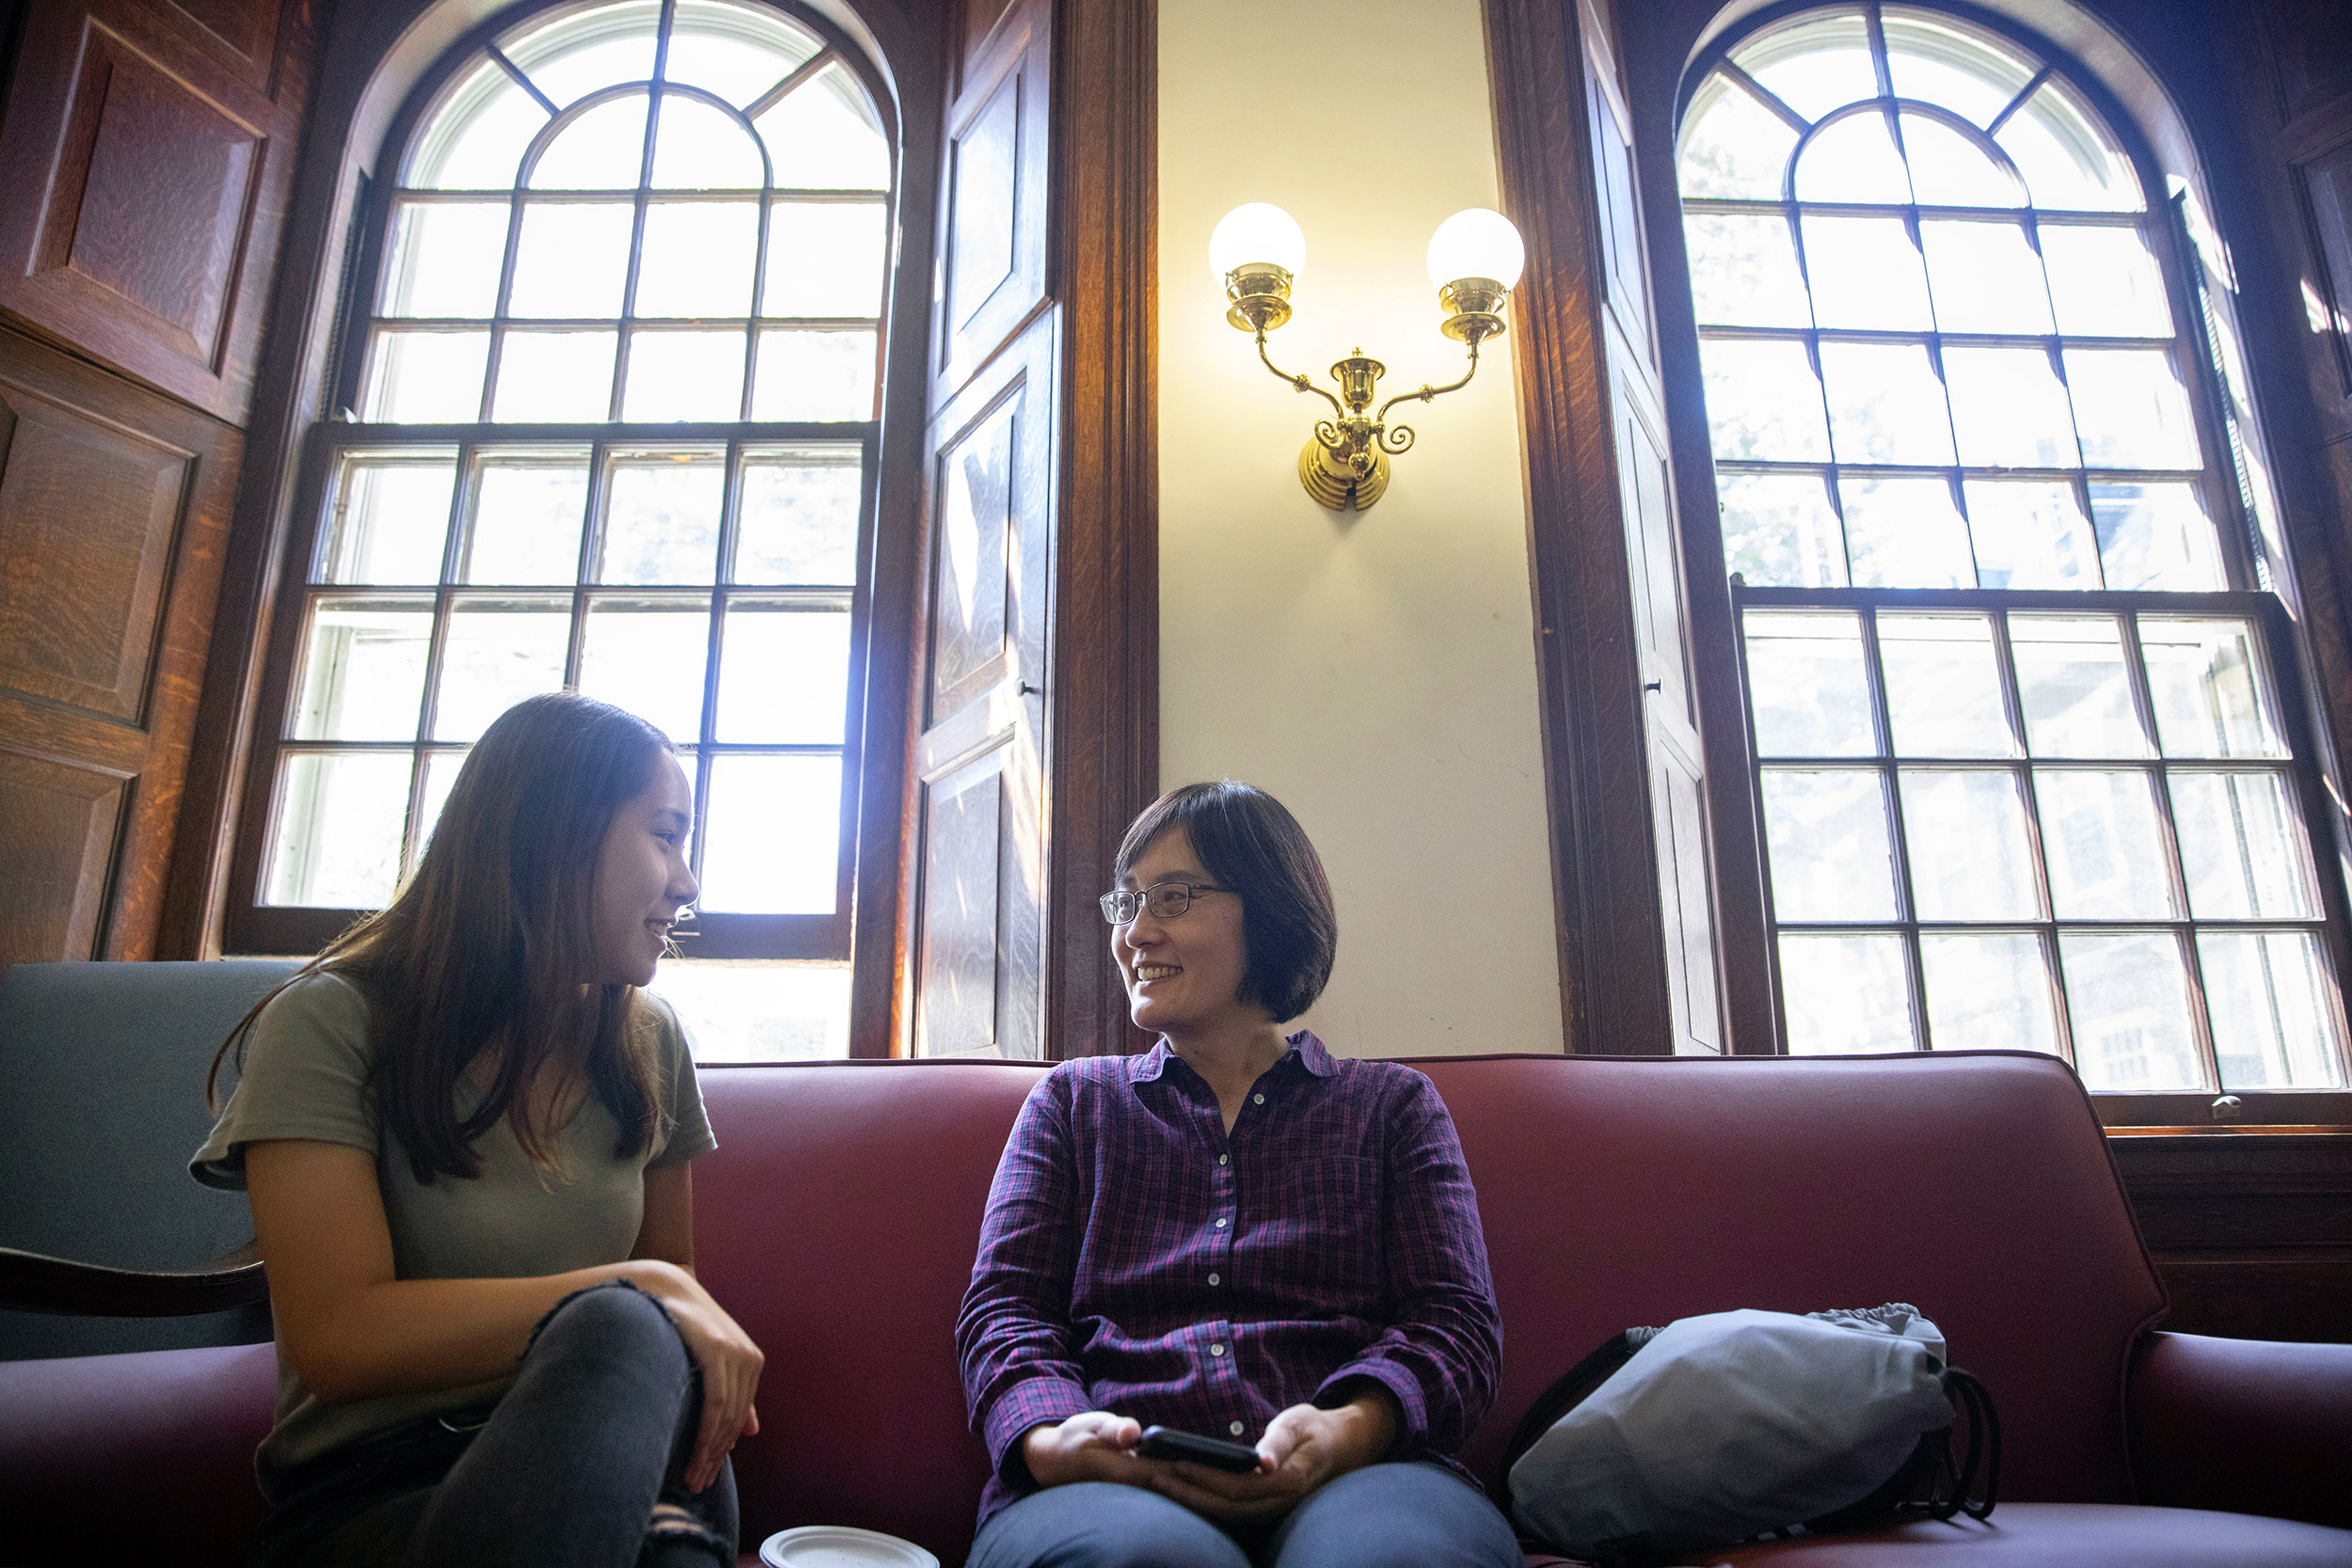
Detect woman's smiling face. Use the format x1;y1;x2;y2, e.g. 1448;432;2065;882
590;754;699;987
1111;826;1263;1038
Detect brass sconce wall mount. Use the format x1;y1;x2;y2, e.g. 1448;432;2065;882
1212;205;1524;512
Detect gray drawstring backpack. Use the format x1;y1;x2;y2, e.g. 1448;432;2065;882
1504;1305;1999;1565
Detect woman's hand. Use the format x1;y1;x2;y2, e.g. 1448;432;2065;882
1021;1412;1164;1489
635;1263;765;1494
1146;1389;1399;1524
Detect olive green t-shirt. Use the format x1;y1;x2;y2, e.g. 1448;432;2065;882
190;972;717;1468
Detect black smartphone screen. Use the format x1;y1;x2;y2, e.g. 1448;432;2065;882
1136;1425;1261;1472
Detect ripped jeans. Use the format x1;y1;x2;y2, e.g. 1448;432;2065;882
250;1280;739;1568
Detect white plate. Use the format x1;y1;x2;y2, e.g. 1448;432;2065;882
758;1526;939;1568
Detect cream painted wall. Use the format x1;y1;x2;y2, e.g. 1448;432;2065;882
1157;0;1565;1056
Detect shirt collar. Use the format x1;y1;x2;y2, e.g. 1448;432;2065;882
1130;1029;1336;1084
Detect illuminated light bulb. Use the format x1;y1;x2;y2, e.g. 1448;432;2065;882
1425;207;1525;290
1209;202;1307;282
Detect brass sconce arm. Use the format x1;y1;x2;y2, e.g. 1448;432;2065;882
1374;337;1485;428
1254;329;1346;422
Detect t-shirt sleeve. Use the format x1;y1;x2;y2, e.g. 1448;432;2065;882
644;993;717;1168
189;972;380;1190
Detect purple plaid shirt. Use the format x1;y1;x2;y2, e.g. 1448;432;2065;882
956;1031;1502;1528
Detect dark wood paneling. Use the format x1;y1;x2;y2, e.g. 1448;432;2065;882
931;0;1049;404
2256;0;2352;128
1045;0;1157;1058
961;0;1017;85
0;0;315;425
0;748;124;964
2296;143;2352;401
930;396;1017;712
0;325;241;961
2114;1133;2352;1342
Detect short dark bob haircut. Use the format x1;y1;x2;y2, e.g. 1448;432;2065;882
1113;781;1336;1024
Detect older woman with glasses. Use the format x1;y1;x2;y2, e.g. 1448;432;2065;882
955;782;1518;1568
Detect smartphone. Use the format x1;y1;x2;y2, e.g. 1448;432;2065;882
1136;1425;1262;1472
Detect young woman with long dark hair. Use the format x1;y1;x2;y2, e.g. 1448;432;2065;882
194;692;759;1567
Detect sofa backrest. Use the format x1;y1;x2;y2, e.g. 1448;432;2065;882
0;958;299;1360
693;1048;2166;1565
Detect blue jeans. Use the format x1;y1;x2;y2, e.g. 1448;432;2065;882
965;1461;1524;1568
251;1281;737;1568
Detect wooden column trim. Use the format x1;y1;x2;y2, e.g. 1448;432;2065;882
1047;0;1157;1057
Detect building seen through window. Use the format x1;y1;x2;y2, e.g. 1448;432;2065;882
256;0;889;1058
1677;4;2351;1095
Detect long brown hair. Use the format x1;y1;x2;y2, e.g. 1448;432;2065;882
211;693;677;1181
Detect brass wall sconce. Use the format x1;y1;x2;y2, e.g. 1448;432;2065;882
1211;203;1526;511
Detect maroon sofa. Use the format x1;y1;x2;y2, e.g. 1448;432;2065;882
5;1049;2350;1567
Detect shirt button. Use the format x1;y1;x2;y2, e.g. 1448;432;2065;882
1230;1421;1246;1436
1215;1216;1227;1228
1253;1093;1265;1104
1219;1153;1229;1165
1208;1273;1220;1285
1210;1343;1227;1357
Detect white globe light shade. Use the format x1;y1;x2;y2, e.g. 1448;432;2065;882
1209;203;1306;282
1425;208;1526;290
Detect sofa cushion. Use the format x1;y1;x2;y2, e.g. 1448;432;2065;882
1699;1503;2352;1566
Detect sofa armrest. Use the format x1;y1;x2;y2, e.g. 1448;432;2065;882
0;1238;267;1316
2128;1329;2352;1529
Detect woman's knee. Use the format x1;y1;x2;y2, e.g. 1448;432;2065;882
1267;1465;1520;1568
968;1483;1248;1568
526;1280;685;1377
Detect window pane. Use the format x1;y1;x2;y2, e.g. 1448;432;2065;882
414;748;466;864
636;200;759;317
2060;931;2202;1091
320;453;455;585
431;595;571;740
599;447;724;583
1964;479;2097;589
716;604;850;742
529;94;651;189
1761;768;1899;921
1718;472;1847;587
2011;615;2148;756
2090;482;2224;592
1880;612;2014;757
579;596;711;743
1739;16;1878;120
1920;932;2061;1054
647;959;851;1061
509;202;634;318
1780;933;1917;1053
2139;617;2284;758
406;59;550;190
503;7;659;106
1801;215;1932;331
1841;474;1974;589
649;94;764;189
698;753;842;911
663;2;821;108
2199;931;2347;1090
363;330;489;422
764;201;890;318
381;201;506;318
1995;82;2142;213
461;449;590;584
1945;348;2080;469
1743;610;1874;755
1899;111;2024;208
1794;111;1913;203
292;600;432;740
1677;76;1799;199
751;328;878;420
1820;341;1956;466
2042;224;2172;338
624;329;746;421
2036;768;2179;918
493;330;618;421
1882;13;2038;128
1701;338;1830;461
735;447;862;584
751;64;889;191
1918;219;2053;335
2065;348;2201;468
1901;768;2041;919
263;752;412;908
2171;770;2315;919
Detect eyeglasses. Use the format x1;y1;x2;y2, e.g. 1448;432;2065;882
1098;879;1234;925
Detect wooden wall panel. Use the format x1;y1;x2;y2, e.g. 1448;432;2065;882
2116;1133;2352;1343
0;325;242;962
931;0;1049;403
0;0;315;425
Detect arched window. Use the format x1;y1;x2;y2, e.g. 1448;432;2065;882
1677;4;2351;1098
236;0;895;1053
